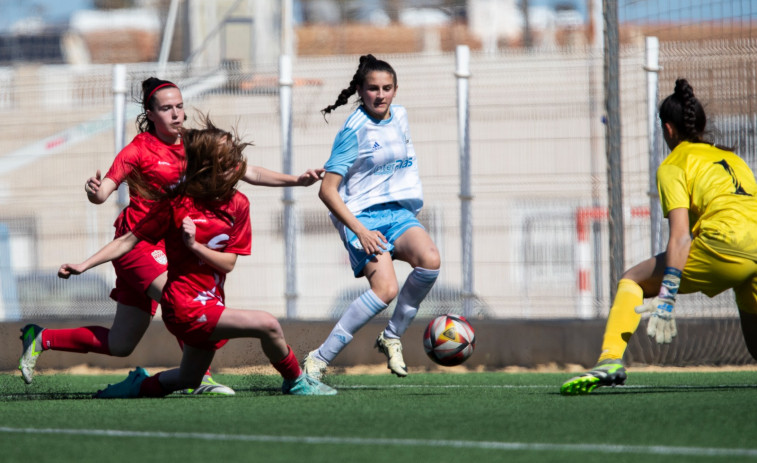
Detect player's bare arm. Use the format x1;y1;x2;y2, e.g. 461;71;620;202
665;208;691;270
318;172;387;255
243;165;324;187
58;232;140;278
181;216;238;273
85;169;118;205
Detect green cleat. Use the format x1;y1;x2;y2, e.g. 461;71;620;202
282;374;337;396
176;375;235;396
560;359;627;396
95;367;150;399
375;332;407;377
18;324;45;384
302;350;328;381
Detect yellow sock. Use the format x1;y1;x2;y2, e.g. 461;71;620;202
597;279;643;362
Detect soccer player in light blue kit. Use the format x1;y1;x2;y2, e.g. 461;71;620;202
303;54;441;379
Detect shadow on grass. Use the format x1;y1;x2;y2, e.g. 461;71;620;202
0;392;95;401
554;383;757;396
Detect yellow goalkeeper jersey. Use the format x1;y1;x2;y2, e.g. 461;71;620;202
657;141;757;260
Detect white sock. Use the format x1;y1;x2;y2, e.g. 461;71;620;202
385;267;439;339
317;289;388;363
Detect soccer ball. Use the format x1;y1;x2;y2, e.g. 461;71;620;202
423;314;476;366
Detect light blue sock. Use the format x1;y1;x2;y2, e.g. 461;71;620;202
316;289;388;363
385;267;439;339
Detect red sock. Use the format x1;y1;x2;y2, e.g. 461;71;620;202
271;346;301;380
42;326;111;355
177;338;212;377
139;373;170;397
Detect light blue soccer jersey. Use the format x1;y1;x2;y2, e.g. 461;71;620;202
324;104;423;216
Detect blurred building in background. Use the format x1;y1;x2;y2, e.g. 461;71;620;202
0;0;756;369
0;0;592;67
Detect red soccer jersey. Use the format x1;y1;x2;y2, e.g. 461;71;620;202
132;191;252;326
105;131;185;237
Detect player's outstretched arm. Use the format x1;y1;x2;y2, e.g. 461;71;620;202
634;208;690;344
243;165;324;187
58;232;140;279
84;170;119;205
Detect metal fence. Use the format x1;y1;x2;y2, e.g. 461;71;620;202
1;1;757;325
0;48;642;321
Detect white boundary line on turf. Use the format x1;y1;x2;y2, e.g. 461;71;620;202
334;384;756;389
1;427;756;458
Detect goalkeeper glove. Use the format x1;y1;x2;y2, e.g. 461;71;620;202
634;267;682;344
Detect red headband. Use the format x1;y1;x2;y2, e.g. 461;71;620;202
146;82;178;105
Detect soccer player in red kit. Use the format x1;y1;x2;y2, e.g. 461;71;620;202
18;77;323;395
57;116;336;397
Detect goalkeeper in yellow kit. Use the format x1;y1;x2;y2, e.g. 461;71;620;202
561;78;757;395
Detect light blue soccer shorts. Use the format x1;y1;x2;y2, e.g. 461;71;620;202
336;202;424;277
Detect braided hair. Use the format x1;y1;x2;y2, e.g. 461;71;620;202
321;54;397;118
135;77;182;134
659;78;709;144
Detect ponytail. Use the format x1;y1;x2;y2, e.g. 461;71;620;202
321;54;397;118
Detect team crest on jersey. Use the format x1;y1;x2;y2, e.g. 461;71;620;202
151;250;167;265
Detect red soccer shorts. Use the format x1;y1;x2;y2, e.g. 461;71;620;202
109;240;168;315
161;301;228;351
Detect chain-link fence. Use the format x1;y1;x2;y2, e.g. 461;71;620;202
0;49;642;321
1;1;757;329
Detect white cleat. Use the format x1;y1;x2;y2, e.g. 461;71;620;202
302;350;328;381
375;332;408;377
176;375;235;396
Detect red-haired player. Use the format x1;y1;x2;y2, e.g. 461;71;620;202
57;116;335;397
19;77;323;395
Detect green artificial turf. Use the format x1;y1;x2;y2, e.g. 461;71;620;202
1;371;756;463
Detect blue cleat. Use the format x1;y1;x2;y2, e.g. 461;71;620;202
95;367;150;399
282;374;337;396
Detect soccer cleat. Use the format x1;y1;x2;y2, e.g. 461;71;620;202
375;332;408;377
560;358;627;396
18;324;45;384
94;367;150;399
282;373;337;396
302;350;328;381
176;375;235;396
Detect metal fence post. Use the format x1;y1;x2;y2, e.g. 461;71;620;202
645;36;664;255
604;0;624;301
456;45;474;317
280;54;297;319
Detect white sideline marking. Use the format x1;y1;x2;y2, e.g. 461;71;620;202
1;426;756;457
335;384;755;389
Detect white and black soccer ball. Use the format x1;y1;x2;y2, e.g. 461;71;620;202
423;314;476;366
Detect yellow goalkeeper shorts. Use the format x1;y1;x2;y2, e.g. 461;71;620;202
679;236;757;299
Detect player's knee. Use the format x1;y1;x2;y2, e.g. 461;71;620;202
421;248;441;270
372;280;399;304
258;313;285;341
108;342;136;357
